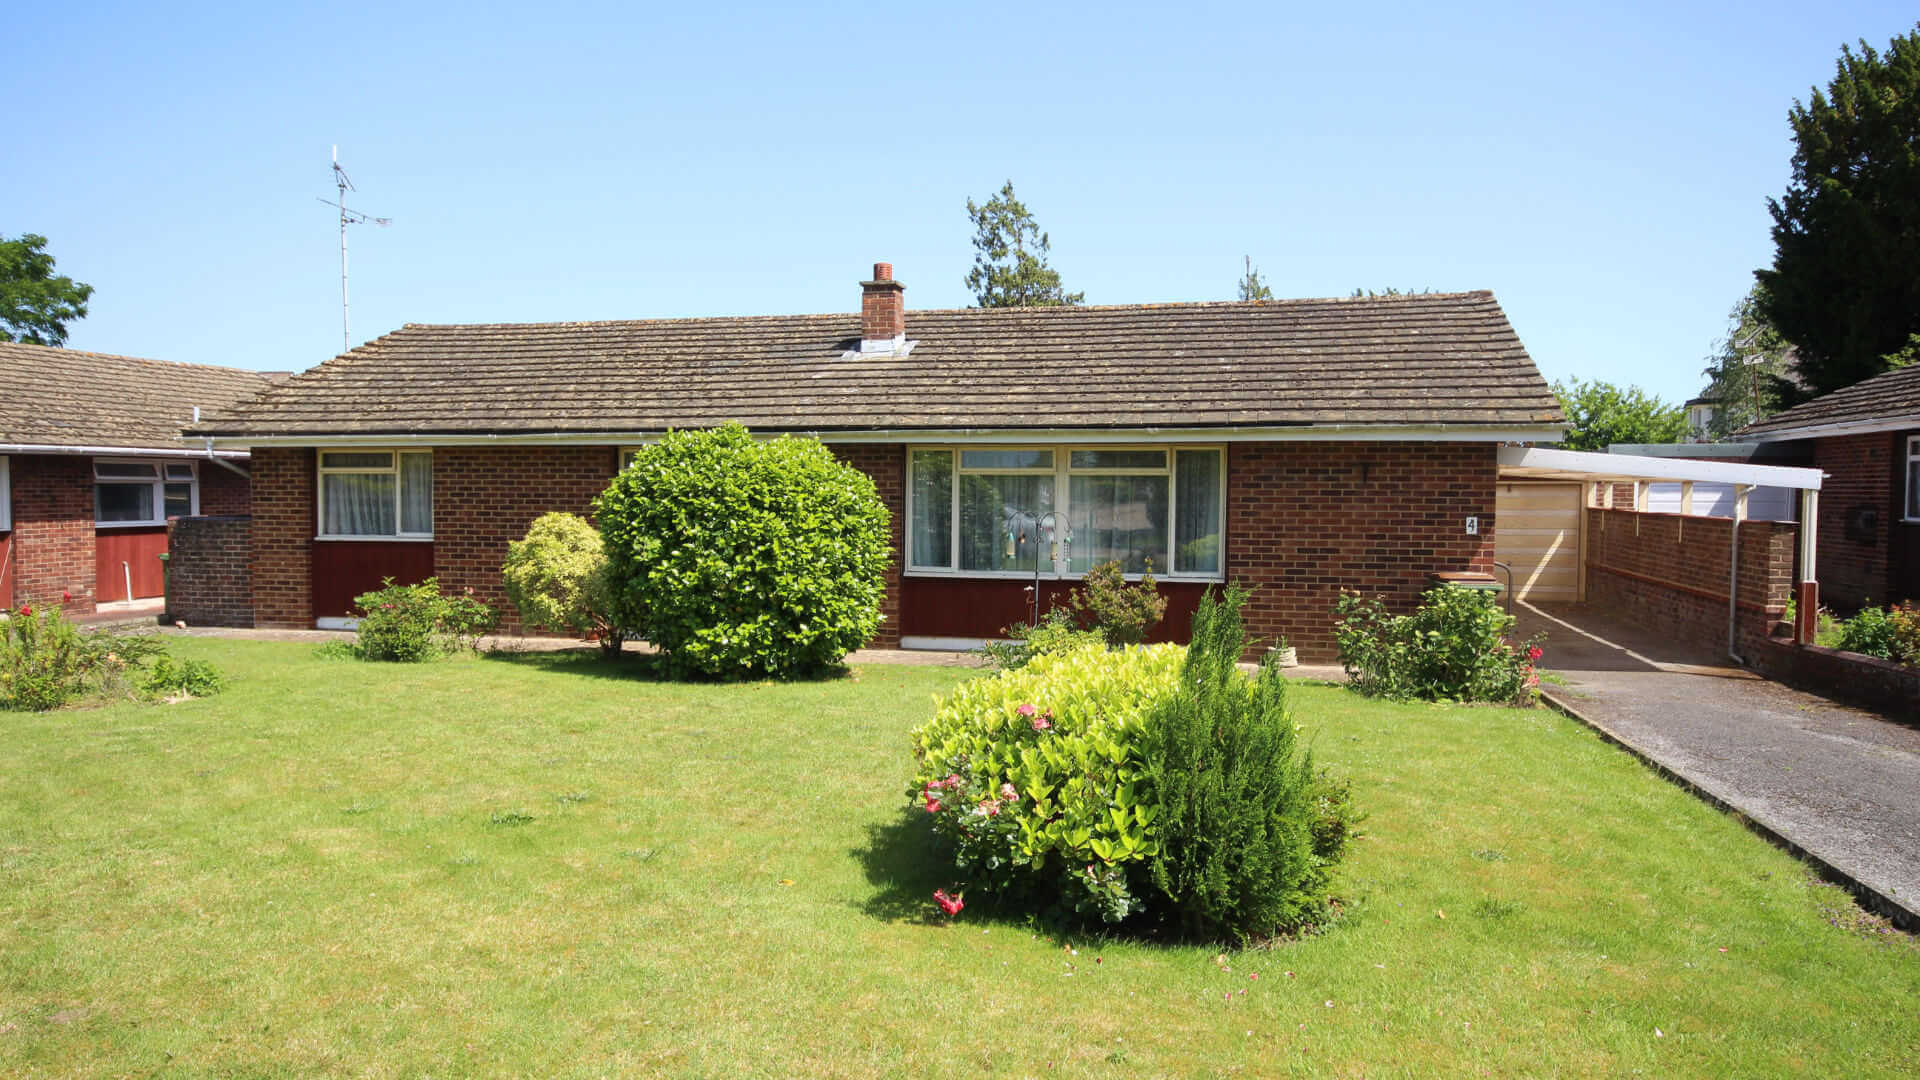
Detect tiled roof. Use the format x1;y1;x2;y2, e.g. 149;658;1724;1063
1;341;277;450
192;291;1564;438
1740;362;1920;439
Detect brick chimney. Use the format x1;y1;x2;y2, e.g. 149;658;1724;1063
860;262;907;349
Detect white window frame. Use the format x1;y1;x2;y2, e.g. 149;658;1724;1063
316;449;434;541
93;458;198;529
0;455;10;532
1906;434;1919;523
904;444;1227;582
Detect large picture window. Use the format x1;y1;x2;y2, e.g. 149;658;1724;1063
318;450;433;538
94;459;197;527
908;445;1224;578
1907;435;1919;522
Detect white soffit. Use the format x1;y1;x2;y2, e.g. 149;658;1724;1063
1497;445;1825;491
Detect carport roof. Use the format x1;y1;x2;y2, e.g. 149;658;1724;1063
1496;446;1824;490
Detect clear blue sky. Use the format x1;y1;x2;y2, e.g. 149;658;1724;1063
7;2;1915;406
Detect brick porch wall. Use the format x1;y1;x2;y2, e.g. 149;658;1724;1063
166;515;254;627
8;454;98;615
1812;432;1898;611
431;446;622;634
1227;441;1498;661
250;447;315;628
1584;507;1795;657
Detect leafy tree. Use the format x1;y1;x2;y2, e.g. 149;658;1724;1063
1238;255;1273;301
1698;286;1794;437
1551;378;1686;451
0;234;93;346
1755;27;1920;400
964;181;1083;307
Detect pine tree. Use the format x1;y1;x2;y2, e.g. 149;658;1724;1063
964;181;1083;307
1238;255;1273;301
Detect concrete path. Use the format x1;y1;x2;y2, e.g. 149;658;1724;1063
1518;601;1920;928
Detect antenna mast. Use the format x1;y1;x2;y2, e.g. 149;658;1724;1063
319;145;391;352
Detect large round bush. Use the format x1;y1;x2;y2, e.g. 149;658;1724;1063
593;424;891;678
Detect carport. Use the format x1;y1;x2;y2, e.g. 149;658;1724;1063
1495;446;1827;650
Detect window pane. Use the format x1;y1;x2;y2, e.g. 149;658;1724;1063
399;453;433;534
95;462;159;479
323;473;396;535
1908;447;1919;519
959;474;1054;572
164;483;193;518
97;483;155;523
1068;474;1168;574
1070;449;1167;470
1174;449;1222;574
959;449;1053;471
165;464;196;480
320;451;394;469
909;450;953;568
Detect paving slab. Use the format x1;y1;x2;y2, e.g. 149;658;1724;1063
1519;601;1920;928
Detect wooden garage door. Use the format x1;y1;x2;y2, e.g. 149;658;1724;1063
1496;481;1582;602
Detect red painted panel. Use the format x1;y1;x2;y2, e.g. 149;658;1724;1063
94;527;168;602
312;541;435;618
898;576;1212;643
0;534;13;609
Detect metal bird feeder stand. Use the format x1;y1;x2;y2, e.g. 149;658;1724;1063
1005;509;1072;629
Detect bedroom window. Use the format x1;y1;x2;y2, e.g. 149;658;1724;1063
94;460;197;527
907;446;1224;578
318;450;433;538
1906;435;1919;521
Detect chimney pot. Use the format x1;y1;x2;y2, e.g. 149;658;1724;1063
873;262;892;281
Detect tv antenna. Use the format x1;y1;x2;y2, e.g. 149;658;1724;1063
317;145;391;352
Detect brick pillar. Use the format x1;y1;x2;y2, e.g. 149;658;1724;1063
831;444;904;648
250;447;314;628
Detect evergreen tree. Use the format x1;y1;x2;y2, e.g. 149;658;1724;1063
1756;27;1920;400
1238;255;1273;301
964;181;1083;307
1698;286;1794;437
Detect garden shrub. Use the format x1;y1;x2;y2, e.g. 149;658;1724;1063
976;609;1106;672
1836;604;1901;661
1333;586;1543;703
502;512;624;657
912;587;1359;939
351;578;497;661
911;639;1184;923
140;655;225;700
2;602;174;711
1143;584;1350;941
1067;559;1169;646
594;424;890;678
1889;605;1920;666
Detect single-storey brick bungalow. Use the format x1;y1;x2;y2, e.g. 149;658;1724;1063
1740;361;1920;609
1;341;274;614
188;264;1565;658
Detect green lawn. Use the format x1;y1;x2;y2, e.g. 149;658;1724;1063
1;639;1915;1078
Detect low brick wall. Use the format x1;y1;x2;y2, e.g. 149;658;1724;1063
1583;508;1795;657
1750;638;1920;722
166;515;253;627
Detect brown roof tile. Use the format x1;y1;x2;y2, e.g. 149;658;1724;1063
1740;362;1920;439
1;342;277;450
193;292;1565;438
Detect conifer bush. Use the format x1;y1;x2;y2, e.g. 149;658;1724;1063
502;512;624;657
593;424;890;679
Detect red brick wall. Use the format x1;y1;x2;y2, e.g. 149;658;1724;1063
830;444;904;647
1585;507;1795;657
432;446;621;634
1813;433;1897;611
198;462;252;517
1227;441;1498;661
250;447;315;628
8;454;98;615
166;515;253;627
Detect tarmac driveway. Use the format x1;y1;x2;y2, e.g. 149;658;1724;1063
1517;602;1920;928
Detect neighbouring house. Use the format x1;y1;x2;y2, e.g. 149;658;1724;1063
186;263;1565;659
0;341;276;615
1738;362;1920;610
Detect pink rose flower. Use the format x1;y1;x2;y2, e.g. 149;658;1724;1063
1016;703;1037;718
924;792;942;813
1031;711;1052;732
1528;646;1543;661
933;889;964;917
1000;782;1018;802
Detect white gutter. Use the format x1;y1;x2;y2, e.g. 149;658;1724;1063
1498;445;1824;490
202;423;1568;451
0;442;250;460
1744;415;1920;443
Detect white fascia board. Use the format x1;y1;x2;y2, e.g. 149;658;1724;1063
1743;415;1920;443
207;424;1566;451
1499;445;1825;490
0;442;251;460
